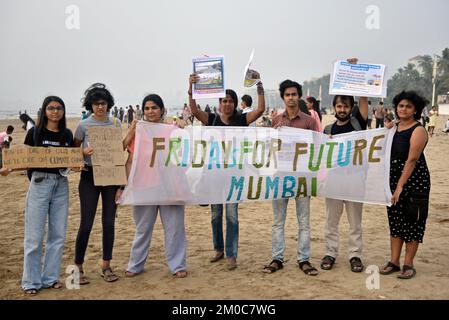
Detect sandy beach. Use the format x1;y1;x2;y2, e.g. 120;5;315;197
0;115;448;300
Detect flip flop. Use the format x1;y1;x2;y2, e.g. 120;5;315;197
380;261;401;275
397;265;416;279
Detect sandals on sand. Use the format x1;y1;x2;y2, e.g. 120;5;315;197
397;265;416;279
24;288;38;295
210;251;224;263
299;261;318;276
101;267;119;282
350;257;364;273
173;270;188;278
44;281;63;289
263;259;283;274
79;270;90;285
380;261;401;275
320;255;335;270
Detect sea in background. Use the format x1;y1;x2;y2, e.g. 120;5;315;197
0;105;185;120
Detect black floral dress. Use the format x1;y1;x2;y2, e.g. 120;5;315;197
387;123;430;243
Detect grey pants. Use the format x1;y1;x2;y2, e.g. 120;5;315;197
127;205;187;274
324;198;363;260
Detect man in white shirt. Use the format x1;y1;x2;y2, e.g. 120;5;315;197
241;94;255;126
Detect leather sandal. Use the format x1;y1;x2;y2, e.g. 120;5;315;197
320;255;335;270
397;265;416;279
263;259;283;273
101;267;119;282
379;261;401;275
350;257;364;272
299;261;318;276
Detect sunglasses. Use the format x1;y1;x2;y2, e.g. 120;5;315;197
46;106;64;111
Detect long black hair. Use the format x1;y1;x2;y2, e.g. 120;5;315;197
35;96;68;144
219;89;241;125
19;113;35;131
306;96;322;121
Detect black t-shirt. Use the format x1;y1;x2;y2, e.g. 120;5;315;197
328;112;367;135
391;122;426;161
24;126;74;175
207;113;248;127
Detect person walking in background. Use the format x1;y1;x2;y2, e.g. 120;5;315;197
119;107;124;122
427;106;438;137
305;96;323;132
0;125;14;168
127;105;135;127
367;100;374;129
19;113;35;132
374;101;385;128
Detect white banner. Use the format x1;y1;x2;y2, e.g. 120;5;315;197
120;122;394;206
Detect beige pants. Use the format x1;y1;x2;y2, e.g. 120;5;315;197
324;198;363;260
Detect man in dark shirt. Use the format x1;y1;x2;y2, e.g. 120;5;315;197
321;92;368;274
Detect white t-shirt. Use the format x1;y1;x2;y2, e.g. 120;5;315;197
26;121;34;132
242;107;255;126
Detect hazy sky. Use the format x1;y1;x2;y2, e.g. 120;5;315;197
1;0;448;113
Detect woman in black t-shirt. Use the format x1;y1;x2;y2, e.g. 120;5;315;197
2;96;73;295
379;91;430;280
187;73;265;270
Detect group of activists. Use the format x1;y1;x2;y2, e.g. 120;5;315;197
0;58;431;295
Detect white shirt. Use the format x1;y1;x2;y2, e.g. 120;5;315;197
242;107;255;127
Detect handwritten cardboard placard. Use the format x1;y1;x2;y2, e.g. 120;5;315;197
87;126;127;186
2;145;83;169
92;166;127;186
88;127;125;166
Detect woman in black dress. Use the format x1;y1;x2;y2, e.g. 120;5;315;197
380;91;430;279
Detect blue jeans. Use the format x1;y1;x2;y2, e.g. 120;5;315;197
22;172;69;290
271;197;311;263
211;203;239;258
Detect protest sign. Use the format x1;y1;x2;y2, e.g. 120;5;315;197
192;55;225;99
243;49;261;88
2;145;83;169
120;123;394;206
87;126;127;186
329;60;386;98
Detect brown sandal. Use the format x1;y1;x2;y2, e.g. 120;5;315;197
299;261;318;276
101;267;119;282
79;271;90;285
263;259;283;273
